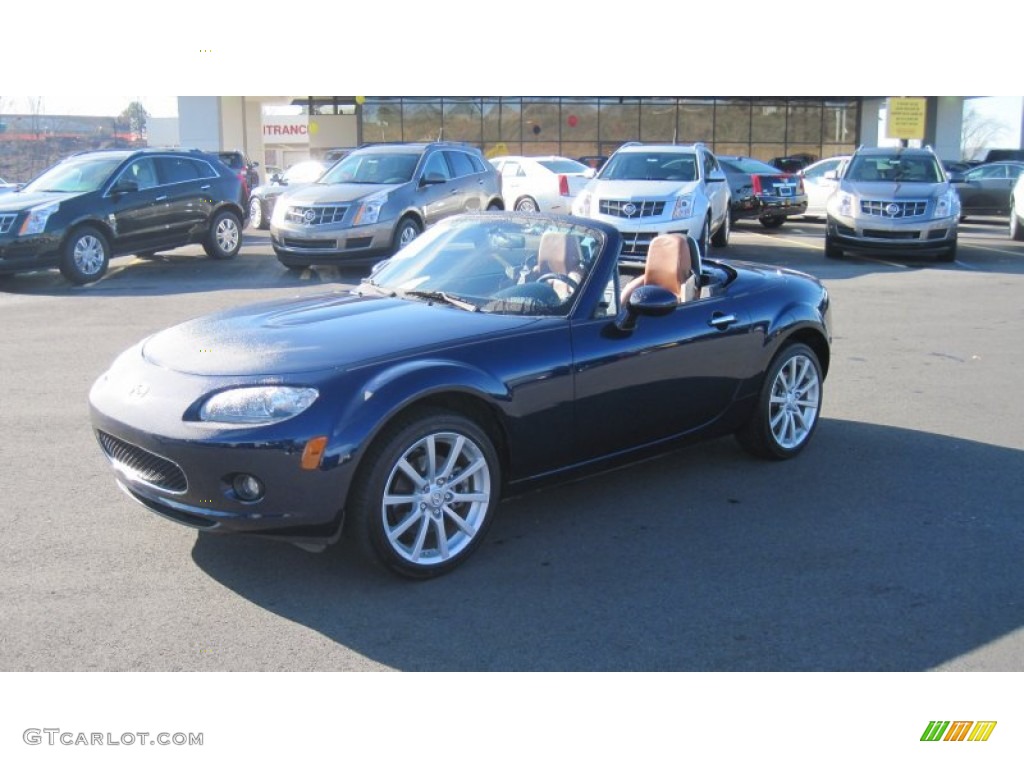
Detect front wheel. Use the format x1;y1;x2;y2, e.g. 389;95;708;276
1010;201;1024;241
936;238;957;263
347;409;501;579
249;197;268;229
824;232;843;259
736;342;823;460
711;209;730;247
203;210;242;259
392;216;422;252
759;214;786;229
60;226;110;284
514;197;538;212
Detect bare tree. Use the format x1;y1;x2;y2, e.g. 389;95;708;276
961;106;1010;161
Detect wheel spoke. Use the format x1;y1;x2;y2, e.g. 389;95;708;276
770;408;787;430
439;435;465;479
425;435;438;482
433;518;449;559
383;494;418;507
443;504;476;537
450;491;488;504
388;508;424;541
449;456;485;487
397;458;426;488
410;515;430;561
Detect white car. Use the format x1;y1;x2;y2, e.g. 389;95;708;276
489;155;592;213
571;142;731;264
798;155;849;218
1010;172;1024;240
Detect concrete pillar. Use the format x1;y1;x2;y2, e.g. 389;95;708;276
926;97;964;161
859;97;885;148
176;96;221;151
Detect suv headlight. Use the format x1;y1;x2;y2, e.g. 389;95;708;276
199;386;318;425
573;191;592;216
672;195;694;220
270;200;289;227
836;193;855;217
19;201;59;235
934;190;957;219
353;191;388;225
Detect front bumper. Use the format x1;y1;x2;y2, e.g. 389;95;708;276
270;218;395;264
827;214;957;253
0;232;63;273
731;194;808;220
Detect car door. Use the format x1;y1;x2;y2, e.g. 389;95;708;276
416;150;460;225
802;158;842;215
498;159;528;209
155;156;215;243
570;279;762;462
445;150;488;212
958;164;1009;214
104;157;167;253
702;151;730;229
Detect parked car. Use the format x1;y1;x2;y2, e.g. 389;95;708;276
248;160;328;229
571;142;731;264
89;211;832;578
1009;172;1024;240
270;142;503;270
0;177;19;195
265;165;284;181
578;155;608;171
825;146;959;261
489;155;592;213
770;153;817;173
214;150;260;197
983;148;1024;163
941;159;978;176
949;161;1024;219
717;155;807;228
798;155;850;218
320;147;355;166
0;148;246;284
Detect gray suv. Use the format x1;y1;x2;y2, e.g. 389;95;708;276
270;142;503;269
825;146;960;262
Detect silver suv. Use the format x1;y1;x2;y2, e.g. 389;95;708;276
571;142;731;265
270;142;503;269
825;146;960;262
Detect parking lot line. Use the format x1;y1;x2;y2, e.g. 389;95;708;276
739;229;823;252
961;242;1023;258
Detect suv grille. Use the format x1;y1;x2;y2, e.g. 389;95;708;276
0;214;17;234
96;431;187;494
285;205;349;226
618;231;658;258
860;200;928;218
599;200;666;218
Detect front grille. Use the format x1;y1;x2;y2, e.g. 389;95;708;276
97;431;187;494
0;214;17;234
863;229;920;240
618;231;657;258
282;237;338;250
285;204;349;226
599;199;665;218
861;200;928;218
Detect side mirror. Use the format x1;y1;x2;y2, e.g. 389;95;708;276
420;172;447;186
615;285;678;332
707;172;727;183
110;178;139;195
948;172;966;184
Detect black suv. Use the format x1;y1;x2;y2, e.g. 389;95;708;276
0;148;247;284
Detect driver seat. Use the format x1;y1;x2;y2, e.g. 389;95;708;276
534;231;584;301
619;234;695;307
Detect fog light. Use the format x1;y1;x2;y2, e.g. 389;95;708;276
232;474;264;502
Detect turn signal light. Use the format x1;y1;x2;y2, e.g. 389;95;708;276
559;174;570;196
301;436;328;470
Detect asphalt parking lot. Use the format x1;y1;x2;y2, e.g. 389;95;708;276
1;218;1021;671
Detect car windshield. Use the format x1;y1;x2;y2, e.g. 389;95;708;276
537;159;589;174
599;152;697;182
21;154;127;194
845;155;943;183
283;161;326;183
720;158;782;175
319;152;419;185
362;215;604;317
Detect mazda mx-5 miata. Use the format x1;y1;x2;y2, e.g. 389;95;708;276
90;213;832;578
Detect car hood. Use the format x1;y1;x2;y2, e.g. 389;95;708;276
278;182;406;205
586;179;699;198
142;292;542;376
840;181;946;199
0;190;78;212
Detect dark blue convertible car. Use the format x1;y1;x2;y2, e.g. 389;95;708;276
90;213;832;578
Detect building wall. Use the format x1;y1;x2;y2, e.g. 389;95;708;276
177;97;221;151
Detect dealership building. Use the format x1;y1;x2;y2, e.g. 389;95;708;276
163;96;973;175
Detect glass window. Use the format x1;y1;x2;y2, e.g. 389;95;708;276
501;161;523;178
561;99;598;142
446;151;476;178
442;99;482;143
499;98;522;143
751;100;786;142
468;154;486;174
362;99;403;143
967;164;1006;180
787;103;823;144
482;99;503;143
640;99;677;142
677;100;714;143
157;156;201;184
599;99;640;142
421;151;451;181
402;99;442;142
537;159;589;174
719;157;783;174
120;158;159;190
600;151;697;182
822;100;857;145
715;100;750;143
523;99;561;143
802;157;843;179
24;153;126;194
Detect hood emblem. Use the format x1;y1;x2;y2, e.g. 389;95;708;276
303;208;317;224
886;203;900;216
622;202;637;216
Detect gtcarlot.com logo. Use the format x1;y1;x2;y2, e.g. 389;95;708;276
921;721;997;742
23;729;203;747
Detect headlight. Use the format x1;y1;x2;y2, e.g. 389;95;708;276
672;196;694;220
934;190;957;218
270;200;289;227
19;201;59;235
199;386;318;425
573;191;591;216
353;191;388;225
837;193;854;217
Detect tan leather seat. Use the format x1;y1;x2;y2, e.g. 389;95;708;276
534;231;584;301
619;233;694;306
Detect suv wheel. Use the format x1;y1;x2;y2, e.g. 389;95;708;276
249;198;267;230
60;226;110;284
393;216;422;252
711;209;730;247
936;238;957;263
824;232;843;259
203;210;242;259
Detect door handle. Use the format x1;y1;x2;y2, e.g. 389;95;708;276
200;184;211;190
155;195;168;201
709;312;737;329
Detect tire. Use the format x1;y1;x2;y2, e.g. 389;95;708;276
711;209;730;247
824;233;843;259
203;210;242;259
697;217;710;260
759;214;786;229
249;197;268;230
59;226;110;285
736;342;823;460
1010;201;1024;241
514;196;538;212
347;408;501;579
936;238;957;263
392;216;422;252
486;201;503;212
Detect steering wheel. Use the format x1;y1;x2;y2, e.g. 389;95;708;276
535;272;579;293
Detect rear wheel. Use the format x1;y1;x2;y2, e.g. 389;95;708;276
203;210;242;259
514;196;538;212
347;408;501;579
711;209;730;247
59;226;110;284
249;197;268;229
737;342;823;460
759;214;786;229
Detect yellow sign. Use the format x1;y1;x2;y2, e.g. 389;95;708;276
484;142;509;159
886;97;927;140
